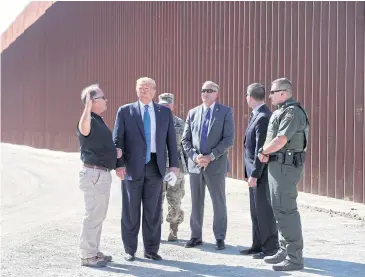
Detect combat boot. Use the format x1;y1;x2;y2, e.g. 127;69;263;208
264;249;287;264
272;260;304;271
168;223;178;241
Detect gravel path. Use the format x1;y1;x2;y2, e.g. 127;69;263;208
1;143;365;277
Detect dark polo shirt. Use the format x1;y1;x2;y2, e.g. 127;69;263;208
77;112;117;170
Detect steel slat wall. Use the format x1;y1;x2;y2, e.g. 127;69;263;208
1;1;364;203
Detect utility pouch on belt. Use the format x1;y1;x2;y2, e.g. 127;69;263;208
284;149;294;165
293;152;306;167
270;150;306;167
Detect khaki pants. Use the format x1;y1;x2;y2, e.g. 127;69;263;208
79;166;112;259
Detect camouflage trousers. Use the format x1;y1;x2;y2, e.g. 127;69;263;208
161;169;185;225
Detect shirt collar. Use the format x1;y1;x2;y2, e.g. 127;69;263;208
277;97;296;109
139;100;153;111
202;102;215;112
252;103;265;115
91;112;102;120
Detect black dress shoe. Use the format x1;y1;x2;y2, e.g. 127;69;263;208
185;238;203;248
144;252;162;261
253;250;278;259
216;239;225;250
124;253;135;261
239;248;262;255
252;252;267;259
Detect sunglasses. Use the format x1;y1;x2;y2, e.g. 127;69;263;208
201;89;217;93
270;89;286;95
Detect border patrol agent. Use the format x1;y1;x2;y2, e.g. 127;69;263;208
158;93;187;241
258;78;309;271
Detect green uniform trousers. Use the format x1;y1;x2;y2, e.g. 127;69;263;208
268;162;304;265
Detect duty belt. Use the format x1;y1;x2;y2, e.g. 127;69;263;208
268;153;286;163
269;151;306;167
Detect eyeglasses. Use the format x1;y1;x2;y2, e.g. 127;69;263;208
270;89;286;95
201;89;217;93
93;96;106;100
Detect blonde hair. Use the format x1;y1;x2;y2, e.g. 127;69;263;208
136;77;156;89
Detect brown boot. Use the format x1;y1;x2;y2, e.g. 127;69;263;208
168;223;178;241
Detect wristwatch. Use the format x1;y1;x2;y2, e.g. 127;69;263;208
258;147;269;157
209;152;216;161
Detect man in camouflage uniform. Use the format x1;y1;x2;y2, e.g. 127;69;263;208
158;93;187;241
258;78;309;272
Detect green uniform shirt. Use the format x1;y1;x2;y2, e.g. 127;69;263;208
265;98;308;152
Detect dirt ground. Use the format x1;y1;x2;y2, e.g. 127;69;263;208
1;143;365;277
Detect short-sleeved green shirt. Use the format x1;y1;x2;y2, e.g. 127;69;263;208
265;98;308;152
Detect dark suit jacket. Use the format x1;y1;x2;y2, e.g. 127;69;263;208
244;104;272;179
182;102;235;175
113;101;179;180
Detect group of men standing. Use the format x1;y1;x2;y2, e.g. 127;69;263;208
76;76;309;272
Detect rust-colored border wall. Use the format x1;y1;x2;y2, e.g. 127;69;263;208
0;1;55;52
1;1;364;203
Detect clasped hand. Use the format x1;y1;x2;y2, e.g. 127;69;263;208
258;153;269;163
195;154;211;170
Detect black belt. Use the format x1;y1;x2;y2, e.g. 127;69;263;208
269;151;306;167
269;154;283;162
83;163;111;172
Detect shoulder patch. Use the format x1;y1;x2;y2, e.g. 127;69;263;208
285;108;295;120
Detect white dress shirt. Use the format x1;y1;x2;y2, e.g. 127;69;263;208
139;100;156;153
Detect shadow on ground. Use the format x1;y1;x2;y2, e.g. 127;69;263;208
99;259;290;277
302;257;365;277
92;256;365;277
161;239;244;256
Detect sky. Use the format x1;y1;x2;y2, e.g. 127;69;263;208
0;0;31;34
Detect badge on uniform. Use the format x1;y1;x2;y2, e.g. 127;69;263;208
286;108;295;120
164;171;177;187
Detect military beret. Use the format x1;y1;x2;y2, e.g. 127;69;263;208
158;92;174;104
271;78;292;92
201;81;219;93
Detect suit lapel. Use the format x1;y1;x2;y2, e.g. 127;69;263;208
247;113;257;131
132;101;146;140
196;105;203;145
153;102;161;141
246;105;264;130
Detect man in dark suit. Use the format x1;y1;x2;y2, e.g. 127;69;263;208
113;77;179;262
240;83;279;259
182;81;235;250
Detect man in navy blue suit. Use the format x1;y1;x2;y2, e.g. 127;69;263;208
240;83;279;259
113;77;179;262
